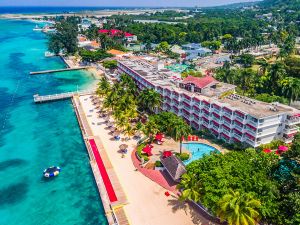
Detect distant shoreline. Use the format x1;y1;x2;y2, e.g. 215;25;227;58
0;8;187;19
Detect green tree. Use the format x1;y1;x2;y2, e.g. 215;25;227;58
96;77;111;98
177;173;201;202
48;18;79;54
170;119;192;154
156;41;170;53
237;54;255;68
138;89;161;113
201;40;221;51
102;60;118;69
217;189;261;225
281;77;300;105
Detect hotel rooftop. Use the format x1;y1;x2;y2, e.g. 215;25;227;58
118;57;300;119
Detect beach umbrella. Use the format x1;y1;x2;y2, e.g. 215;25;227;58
155;133;164;141
278;145;288;152
263;149;272;153
104;116;110;122
109;126;116;132
163;151;172;158
113;131;121;136
119;144;128;150
135;131;142;137
106;121;114;127
142;145;153;156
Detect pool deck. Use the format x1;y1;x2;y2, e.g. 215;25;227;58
75;94;211;225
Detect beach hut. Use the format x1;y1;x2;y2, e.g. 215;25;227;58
161;155;186;182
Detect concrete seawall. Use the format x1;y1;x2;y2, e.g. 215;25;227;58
71;96;117;225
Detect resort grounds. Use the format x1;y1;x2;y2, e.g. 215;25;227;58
74;94;216;225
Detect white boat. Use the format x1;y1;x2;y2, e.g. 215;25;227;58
33;25;43;31
45;51;55;57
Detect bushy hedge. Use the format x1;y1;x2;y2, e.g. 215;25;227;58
175;152;190;161
136;143;149;162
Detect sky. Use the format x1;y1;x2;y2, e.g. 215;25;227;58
1;0;258;7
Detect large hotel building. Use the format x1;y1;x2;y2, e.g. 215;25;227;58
117;57;300;147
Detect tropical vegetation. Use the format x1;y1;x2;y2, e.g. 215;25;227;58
178;134;300;225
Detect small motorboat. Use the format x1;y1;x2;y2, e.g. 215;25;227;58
43;166;61;178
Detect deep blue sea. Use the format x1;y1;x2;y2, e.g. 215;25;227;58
0;19;107;225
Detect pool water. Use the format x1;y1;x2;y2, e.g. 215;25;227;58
166;64;189;73
182;143;217;165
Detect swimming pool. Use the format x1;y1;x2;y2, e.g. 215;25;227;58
166;64;189;73
182;142;218;165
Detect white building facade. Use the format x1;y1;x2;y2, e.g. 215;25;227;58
117;59;300;147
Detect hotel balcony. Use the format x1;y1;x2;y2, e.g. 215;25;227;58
245;128;257;136
233;133;243;141
223;112;235;120
285;117;300;125
202;121;211;129
235;116;247;124
222;129;232;137
247;120;258;127
212;125;221;133
223;121;234;129
283;126;299;134
245;138;256;147
212;108;223;115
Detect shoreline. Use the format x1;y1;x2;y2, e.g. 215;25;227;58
0;8;174;20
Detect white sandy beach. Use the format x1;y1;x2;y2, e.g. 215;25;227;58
78;94;214;225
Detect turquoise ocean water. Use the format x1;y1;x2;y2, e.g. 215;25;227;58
0;19;107;225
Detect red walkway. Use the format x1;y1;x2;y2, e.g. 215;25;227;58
89;139;118;203
131;150;178;193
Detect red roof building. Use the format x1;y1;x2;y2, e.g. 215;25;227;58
98;29;137;41
182;76;216;89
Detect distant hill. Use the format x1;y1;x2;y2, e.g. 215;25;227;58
206;1;260;9
259;0;300;10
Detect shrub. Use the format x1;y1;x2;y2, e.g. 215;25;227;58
155;160;163;167
176;152;190;161
136;143;149;162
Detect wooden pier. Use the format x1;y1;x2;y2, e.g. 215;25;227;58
30;67;90;75
33;90;95;103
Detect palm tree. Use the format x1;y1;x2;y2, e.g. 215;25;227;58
124;123;135;139
115;115;128;131
267;62;287;94
217;189;261;225
96;77;111;98
177;173;201;203
281;77;300;105
257;59;269;76
170;119;192;154
142;118;159;141
138;89;162;113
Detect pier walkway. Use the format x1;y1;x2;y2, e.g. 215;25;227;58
33;90;95;103
30;66;90;75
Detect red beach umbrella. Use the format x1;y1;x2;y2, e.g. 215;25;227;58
263;149;272;153
142;145;152;156
278;145;288;152
163;151;172;158
155;133;163;141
